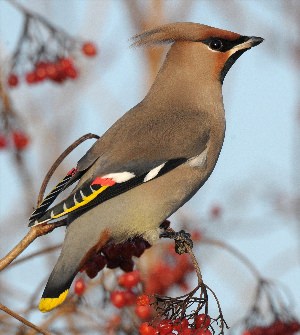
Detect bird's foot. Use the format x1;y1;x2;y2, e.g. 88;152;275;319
160;227;193;255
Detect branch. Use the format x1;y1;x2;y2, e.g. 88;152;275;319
0;220;66;271
37;133;99;206
201;237;262;280
0;302;50;335
2;244;61;271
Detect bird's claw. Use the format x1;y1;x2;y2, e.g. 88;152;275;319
160;229;193;255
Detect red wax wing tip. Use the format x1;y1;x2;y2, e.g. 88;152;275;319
92;177;116;186
67;168;77;176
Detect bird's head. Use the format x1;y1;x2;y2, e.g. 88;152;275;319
132;22;263;84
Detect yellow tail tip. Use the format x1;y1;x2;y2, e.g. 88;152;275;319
39;289;69;313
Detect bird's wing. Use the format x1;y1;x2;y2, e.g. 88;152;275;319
29;157;187;226
28;168;84;224
30;106;211;226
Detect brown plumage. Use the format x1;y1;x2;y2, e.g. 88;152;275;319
32;22;263;312
131;22;240;46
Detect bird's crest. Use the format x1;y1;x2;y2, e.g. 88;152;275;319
131;22;240;47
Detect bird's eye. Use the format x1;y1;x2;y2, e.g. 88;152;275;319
209;39;223;51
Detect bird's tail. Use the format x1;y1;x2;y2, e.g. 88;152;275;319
38;255;77;312
39;228;110;313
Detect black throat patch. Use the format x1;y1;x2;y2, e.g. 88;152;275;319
220;48;249;84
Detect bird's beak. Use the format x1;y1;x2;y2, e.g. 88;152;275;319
247;36;264;47
231;36;264;53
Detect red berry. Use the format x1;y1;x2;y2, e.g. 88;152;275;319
210;205;222;219
12;131;29;150
194;329;212;335
120;258;134;272
120;241;136;258
106;257;121;269
288;321;300;331
157;320;173;335
110;290;127;308
82;42;97;57
137;294;150;306
173;318;189;332
194;329;205;335
74;278;86;296
195;314;211;329
139;322;157;335
249;326;263;335
191;230;202;242
118;270;140;288
102;243;121;259
135;305;152;319
123;290;136;305
58;57;74;70
45;63;57;78
94;254;107;270
271;320;285;333
7;73;19;87
50;63;66;83
0;134;7;149
133;239;151;257
25;72;37;84
85;262;99;278
182;328;193;335
65;66;78;79
34;62;47;81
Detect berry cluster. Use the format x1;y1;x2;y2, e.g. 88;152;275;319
139;313;212;335
80;237;151;278
110;271;154;320
7;46;97;87
144;244;194;295
6;4;97;88
0;130;29;151
238;280;300;335
72;229;227;334
243;320;300;335
24;58;78;85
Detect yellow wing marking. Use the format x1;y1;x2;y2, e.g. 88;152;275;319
51;185;109;220
39;289;69;312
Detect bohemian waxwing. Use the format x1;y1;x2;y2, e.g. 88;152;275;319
29;22;263;312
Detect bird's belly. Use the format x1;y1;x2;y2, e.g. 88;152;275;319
76;163;206;245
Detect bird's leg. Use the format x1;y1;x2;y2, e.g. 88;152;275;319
159;223;193;255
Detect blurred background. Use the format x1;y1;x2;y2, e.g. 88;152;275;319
0;0;299;334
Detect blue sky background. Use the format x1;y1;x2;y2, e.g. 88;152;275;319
0;0;299;329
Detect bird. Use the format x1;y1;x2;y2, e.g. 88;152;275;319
28;22;263;312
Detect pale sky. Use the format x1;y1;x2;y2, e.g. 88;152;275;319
0;0;299;328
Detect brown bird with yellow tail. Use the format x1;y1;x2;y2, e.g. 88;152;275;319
28;22;263;312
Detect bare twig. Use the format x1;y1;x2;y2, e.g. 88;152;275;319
2;243;61;271
201;237;262;279
0;220;66;271
162;227;203;285
0;302;51;335
37;133;99;206
8;0;76;41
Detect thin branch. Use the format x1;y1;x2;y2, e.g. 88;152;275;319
37;133;99;206
0;220;66;271
201;237;262;280
2;244;61;271
0;302;51;335
186;244;203;286
8;0;75;40
162;227;203;285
